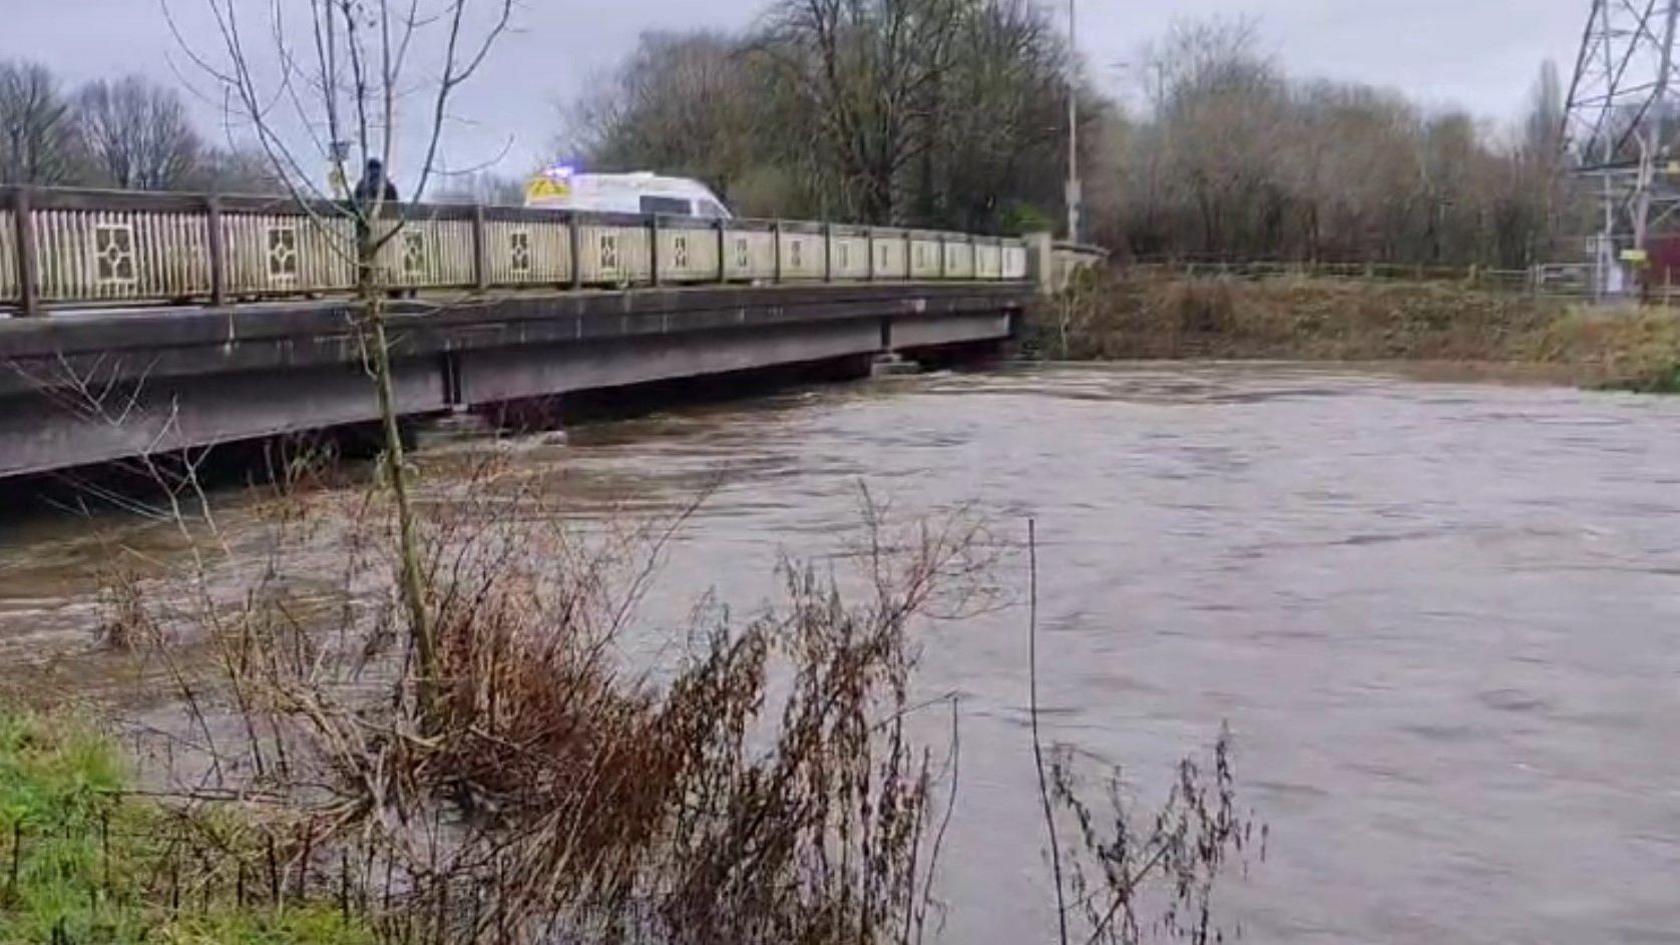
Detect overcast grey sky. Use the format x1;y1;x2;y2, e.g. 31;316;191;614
8;0;1590;177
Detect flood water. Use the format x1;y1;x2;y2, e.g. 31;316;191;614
5;362;1680;943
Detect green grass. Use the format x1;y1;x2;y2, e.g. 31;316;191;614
0;711;373;945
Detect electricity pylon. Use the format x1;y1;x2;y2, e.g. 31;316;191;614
1563;0;1680;296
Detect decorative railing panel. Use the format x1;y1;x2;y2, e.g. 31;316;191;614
872;230;909;279
831;233;870;280
1003;245;1028;280
657;224;721;284
778;230;825;281
223;213;356;296
578;222;652;285
725;228;776;282
483;219;571;286
376;219;476;289
0;187;1032;315
36;209;213;303
909;237;943;279
944;240;976;280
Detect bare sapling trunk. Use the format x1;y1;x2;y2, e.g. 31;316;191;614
357;228;438;723
170;0;515;728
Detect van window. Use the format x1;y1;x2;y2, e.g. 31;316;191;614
694;200;730;220
640;195;693;216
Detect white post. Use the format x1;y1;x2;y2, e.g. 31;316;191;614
1065;0;1082;244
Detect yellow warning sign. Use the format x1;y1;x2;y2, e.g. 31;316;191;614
525;174;571;202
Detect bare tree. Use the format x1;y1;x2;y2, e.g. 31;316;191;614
1509;60;1574;264
758;0;966;223
1095;16;1577;268
567;2;1074;229
919;0;1070;231
566;31;767;206
73;76;203;190
170;0;514;720
0;60;75;185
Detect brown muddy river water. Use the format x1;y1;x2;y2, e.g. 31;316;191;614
4;362;1680;943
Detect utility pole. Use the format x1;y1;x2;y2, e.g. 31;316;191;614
1065;0;1082;244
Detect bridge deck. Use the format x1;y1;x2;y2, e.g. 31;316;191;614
0;281;1031;480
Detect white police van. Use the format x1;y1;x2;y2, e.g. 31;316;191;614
525;167;732;219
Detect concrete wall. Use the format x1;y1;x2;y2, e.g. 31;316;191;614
1025;232;1110;294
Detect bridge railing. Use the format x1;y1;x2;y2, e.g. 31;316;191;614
0;187;1030;316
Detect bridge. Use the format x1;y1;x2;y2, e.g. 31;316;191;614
0;186;1042;481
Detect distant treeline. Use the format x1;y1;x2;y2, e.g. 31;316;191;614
564;11;1585;269
1095;20;1582;269
0;62;279;194
3;10;1586;269
0;60;503;202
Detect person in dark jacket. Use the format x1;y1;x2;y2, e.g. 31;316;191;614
353;158;399;205
351;158;411;298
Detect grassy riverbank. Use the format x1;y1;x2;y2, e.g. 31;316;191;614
1031;269;1680;391
0;710;372;944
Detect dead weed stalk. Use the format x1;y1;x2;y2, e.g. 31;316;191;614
134;459;994;945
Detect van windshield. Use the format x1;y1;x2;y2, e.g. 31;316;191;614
694;200;730;220
640;195;693;216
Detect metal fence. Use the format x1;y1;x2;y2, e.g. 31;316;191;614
0;187;1031;315
1118;257;1601;300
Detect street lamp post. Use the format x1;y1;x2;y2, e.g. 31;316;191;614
1065;0;1081;244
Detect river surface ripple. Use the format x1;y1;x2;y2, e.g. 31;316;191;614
5;362;1680;943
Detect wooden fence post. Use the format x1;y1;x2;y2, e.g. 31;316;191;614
823;222;833;282
648;214;661;287
865;226;875;282
715;218;727;283
471;204;488;292
568;214;582;290
206;194;226;306
772;221;782;284
14;188;39;316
